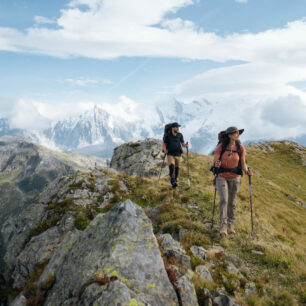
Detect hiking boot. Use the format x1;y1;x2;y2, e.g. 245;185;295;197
171;177;177;188
169;164;175;178
228;224;236;235
220;225;227;238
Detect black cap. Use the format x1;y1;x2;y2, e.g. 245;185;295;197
172;122;181;128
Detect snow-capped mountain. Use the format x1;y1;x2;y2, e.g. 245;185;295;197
0;100;219;157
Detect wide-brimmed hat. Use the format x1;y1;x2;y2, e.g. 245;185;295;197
172;122;181;128
225;126;244;135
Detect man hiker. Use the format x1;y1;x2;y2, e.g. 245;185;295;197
212;126;253;237
162;122;189;188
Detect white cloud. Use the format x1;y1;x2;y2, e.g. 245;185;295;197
35;101;96;121
34;16;56;25
155;60;306;142
9;99;50;131
65;78;99;87
261;95;306;128
235;0;248;3
100;95;153;123
0;0;305;67
62;77;112;87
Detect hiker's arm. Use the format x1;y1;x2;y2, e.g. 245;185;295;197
213;145;221;167
181;134;188;148
241;147;253;175
162;142;168;154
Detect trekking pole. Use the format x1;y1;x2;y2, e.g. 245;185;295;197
211;165;220;229
158;153;166;181
186;144;190;187
248;167;254;237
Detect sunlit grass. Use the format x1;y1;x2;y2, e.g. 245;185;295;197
107;142;306;304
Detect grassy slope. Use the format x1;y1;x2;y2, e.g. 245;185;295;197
5;141;304;305
109;141;305;305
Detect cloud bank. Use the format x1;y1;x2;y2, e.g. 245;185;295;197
0;0;305;66
0;0;305;143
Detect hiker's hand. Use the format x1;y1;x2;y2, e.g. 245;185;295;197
246;167;253;176
163;149;168;155
185;142;189;148
214;160;221;168
247;169;253;176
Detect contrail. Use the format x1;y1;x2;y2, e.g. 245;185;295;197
105;58;151;94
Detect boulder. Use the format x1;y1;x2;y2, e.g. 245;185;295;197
196;265;213;282
11;214;74;289
191;245;207;260
175;275;199;306
226;262;243;278
110;138;168;177
1;203;47;281
36;200;179;305
159;233;191;269
211;290;239;306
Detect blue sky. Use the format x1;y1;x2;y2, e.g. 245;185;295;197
0;0;305;141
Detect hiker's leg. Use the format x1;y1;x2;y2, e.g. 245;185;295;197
175;166;179;179
174;156;180;180
227;177;241;232
217;177;228;234
167;155;176;186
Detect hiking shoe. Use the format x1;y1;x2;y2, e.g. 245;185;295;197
220;225;227;238
228;225;236;235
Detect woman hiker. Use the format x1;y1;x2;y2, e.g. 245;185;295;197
212;126;253;237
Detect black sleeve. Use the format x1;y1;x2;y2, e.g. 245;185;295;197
163;134;168;143
180;133;184;143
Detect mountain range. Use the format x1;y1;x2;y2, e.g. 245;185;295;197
0;100;220;157
1;100;305;157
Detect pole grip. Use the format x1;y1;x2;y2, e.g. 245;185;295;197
248;167;251;184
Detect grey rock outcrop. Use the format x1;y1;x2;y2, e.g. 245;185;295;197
110;138;168;177
191;245;207;260
36;200;178;305
2;169;116;284
0;135;107;265
1;203;47;279
11;214;75;289
175;275;199;306
213;294;239;306
159;233;191;269
196;265;213;282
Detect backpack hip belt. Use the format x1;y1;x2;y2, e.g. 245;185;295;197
218;166;242;175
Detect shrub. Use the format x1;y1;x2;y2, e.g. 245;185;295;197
181;231;210;249
161;219;204;235
74;215;90;231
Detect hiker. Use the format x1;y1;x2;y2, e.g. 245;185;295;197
162;122;189;188
212;126;252;237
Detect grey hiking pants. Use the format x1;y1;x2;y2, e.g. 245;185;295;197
216;177;241;227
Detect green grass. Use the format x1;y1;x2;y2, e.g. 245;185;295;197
105;142;305;304
16;141;305;305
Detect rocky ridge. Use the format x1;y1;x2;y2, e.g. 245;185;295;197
0;139;266;306
0;135;108;268
110;138;168;177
